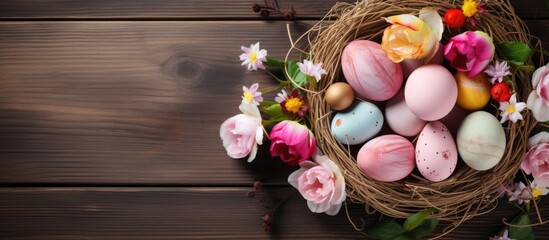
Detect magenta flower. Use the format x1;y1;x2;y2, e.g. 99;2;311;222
269;120;316;166
297;60;327;83
242;83;263;105
288;152;346;216
220;103;264;162
239;42;267;71
444;31;494;78
485;60;511;84
521;132;549;187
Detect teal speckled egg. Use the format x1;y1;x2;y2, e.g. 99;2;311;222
330;101;383;145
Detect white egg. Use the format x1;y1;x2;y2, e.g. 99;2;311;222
457;111;506;171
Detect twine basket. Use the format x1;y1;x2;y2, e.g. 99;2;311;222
286;0;545;232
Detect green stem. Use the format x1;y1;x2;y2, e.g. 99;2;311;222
265;70;288;84
533;48;549;57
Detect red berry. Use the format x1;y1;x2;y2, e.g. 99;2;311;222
491;82;512;102
444;9;466;28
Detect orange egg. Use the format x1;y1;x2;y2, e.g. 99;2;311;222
455;72;491;111
325;82;355;110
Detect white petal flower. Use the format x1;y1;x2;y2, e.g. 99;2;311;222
239;42;267;71
499;93;526;123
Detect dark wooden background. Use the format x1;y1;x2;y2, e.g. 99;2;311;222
0;0;547;239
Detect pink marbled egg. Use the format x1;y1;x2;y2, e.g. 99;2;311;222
416;121;457;182
341;40;403;101
357;135;415;182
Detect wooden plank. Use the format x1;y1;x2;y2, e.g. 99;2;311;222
0;0;546;20
0;21;310;184
0;187;548;239
0;20;548;185
0;0;352;20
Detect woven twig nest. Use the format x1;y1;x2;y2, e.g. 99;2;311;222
291;0;542;226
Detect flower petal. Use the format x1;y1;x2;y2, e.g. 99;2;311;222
419;8;443;41
527;91;549;122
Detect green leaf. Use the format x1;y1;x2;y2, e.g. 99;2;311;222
509;214;535;240
266;57;284;68
364;220;406;240
412;218;439;239
390;233;416;240
262;103;289;123
264;103;283;117
497;42;533;65
284;61;308;88
259;100;277;108
403;208;437;231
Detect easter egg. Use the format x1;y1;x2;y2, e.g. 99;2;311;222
405;64;457;121
325;82;355;110
457;111;506;171
400;43;445;79
331;101;383;145
341;40;403;101
455;72;491;111
385;90;427;137
357;135;415;182
416;121;458;182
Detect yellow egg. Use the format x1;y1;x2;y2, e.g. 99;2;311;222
325;82;355;110
455;72;491;111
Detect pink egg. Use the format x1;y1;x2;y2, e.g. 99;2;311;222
385;90;427;137
400;43;445;80
357;135;415;182
341;40;403;101
415;121;457;182
405;64;457;121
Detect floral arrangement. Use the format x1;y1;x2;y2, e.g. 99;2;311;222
220;0;547;239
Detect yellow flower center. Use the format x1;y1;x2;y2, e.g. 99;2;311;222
462;0;478;17
285;98;303;113
244;91;254;104
249;51;257;63
505;104;515;114
532;187;543;198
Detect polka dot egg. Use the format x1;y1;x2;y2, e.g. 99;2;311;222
415;121;457;182
331;101;383;145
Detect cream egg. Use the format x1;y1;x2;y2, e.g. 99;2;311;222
457;111;506;171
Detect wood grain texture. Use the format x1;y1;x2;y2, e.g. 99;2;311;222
1;187;548;239
0;0;352;20
0;20;548;185
0;21;314;184
0;0;546;20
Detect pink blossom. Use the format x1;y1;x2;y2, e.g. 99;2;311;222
444;31;494;78
220;103;264;162
527;63;549;121
288;152;346;216
297;60;327;82
485;60;511;84
508;181;532;205
269;120;316;166
521;132;549;186
242;83;263;105
239;42;267;71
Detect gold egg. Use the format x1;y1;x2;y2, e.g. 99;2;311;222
325;82;355;110
455;72;491;111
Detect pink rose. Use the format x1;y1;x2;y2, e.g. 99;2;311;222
220;103;263;162
288;152;346;215
444;31;494;78
521;132;549;186
269;120;316;166
527;63;549;121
